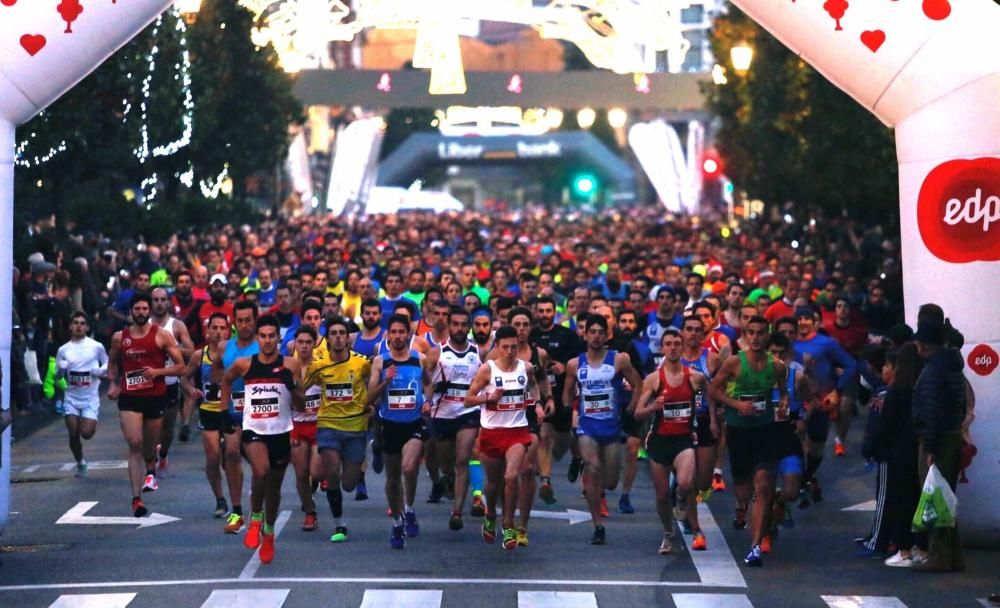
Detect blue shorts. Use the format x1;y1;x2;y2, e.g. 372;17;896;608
227;410;244;429
576;417;624;446
316;427;368;464
777;454;804;476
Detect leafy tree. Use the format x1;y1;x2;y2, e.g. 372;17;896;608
703;8;898;224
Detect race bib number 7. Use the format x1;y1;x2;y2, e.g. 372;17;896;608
387;388;417;410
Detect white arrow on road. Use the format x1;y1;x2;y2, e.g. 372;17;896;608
841;500;877;512
497;507;591;525
56;501;180;529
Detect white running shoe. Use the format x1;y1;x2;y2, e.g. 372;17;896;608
884;552;913;567
142;473;158;492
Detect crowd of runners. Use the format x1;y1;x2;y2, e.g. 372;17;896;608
13;205;971;570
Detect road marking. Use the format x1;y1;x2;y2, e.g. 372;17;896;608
238;510;291;580
22;465;41;473
498;507;591;525
200;589;290;608
821;596;908;608
689;503;747;588
14;460;128;473
56;501;179;529
360;589;442;608
841;500;877;512
673;593;754;608
48;593;136;608
518;591;597;608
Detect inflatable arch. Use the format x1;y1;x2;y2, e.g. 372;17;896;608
0;0;998;542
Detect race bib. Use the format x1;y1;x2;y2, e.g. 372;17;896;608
442;383;469;403
304;395;321;415
739;394;767;416
203;383;221;402
387;388;417;410
232;391;245;413
496;390;525;411
249;396;280;419
774;406;789;422
68;370;91;388
582;392;612;415
325;382;354;403
125;369;152;392
662;401;691;421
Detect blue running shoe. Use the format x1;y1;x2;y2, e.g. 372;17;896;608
744;545;763;567
355;482;368;501
404;510;420;538
390;523;405;549
618;493;635;514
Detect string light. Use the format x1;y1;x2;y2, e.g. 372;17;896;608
199;164;230;199
15;115;70;167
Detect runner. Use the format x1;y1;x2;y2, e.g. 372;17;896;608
563;314;643;545
352;298;386;359
290;326;325;531
105;292;186;516
304;317;373;544
367;314;433;549
218;300;260;533
422;298;452;504
470;308;496;353
679;314;721;503
635;329;709;553
529;296;581;506
424;306;482;531
151;287;195;468
644;286;682;369
465;325;542;551
179;312;231;517
709;315;788;567
55;311;108;477
219;315;304;564
614;309;654;514
766;331;809;539
693;301;733;359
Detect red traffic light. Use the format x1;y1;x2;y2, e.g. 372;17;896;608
702;151;722;177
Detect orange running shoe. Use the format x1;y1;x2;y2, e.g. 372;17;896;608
259;532;275;564
834;440;846;457
600;496;609;518
244;518;263;549
302;512;318;531
761;535;772;554
691;530;707;551
711;473;727;492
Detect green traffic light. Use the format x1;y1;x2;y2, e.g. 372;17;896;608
572;173;598;197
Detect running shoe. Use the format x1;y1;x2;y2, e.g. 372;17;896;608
390;523;405;549
302;512;318;531
618;493;635;514
733;508;747;530
855;546;888;559
834;439;846;457
330;526;348;543
244;519;263;549
567;457;583;483
502;527;518;551
658;532;673;555
744;545;763;567
214;498;229;518
403;511;420;538
178;424;191;443
156;457;169;475
449;513;464;531
599;496;609;518
590;525;606;545
224;513;245;534
761;535;772;554
638;447;648;461
539;481;556;505
470;494;486;517
259;533;275;564
711;472;727;491
691;530;707;551
884;552;913;568
516;527;529;547
482;517;497;544
355;482;369;501
75;462;88;478
371;440;384;475
426;479;445;503
142;474;158;492
697;489;713;503
132;497;148;518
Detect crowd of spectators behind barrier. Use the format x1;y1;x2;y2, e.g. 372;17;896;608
10;203;905;415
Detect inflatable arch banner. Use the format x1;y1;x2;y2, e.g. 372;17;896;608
0;0;997;543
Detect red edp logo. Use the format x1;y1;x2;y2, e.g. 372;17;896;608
967;344;998;377
917;158;1000;263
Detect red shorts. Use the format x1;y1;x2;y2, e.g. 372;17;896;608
291;420;318;446
479;426;532;460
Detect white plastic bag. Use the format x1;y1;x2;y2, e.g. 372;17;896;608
24;349;42;385
912;464;958;531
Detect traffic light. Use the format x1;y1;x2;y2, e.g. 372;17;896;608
570;172;599;200
702;150;723;178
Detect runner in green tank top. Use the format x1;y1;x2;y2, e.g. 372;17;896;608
709;315;788;568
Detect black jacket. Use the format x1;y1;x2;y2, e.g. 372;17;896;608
912;348;966;454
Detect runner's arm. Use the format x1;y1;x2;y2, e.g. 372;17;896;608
105;332;122;399
561;358;579;408
465;363;498;409
218;357;250;409
633;371;661;420
616;352;644;415
173;321;195;360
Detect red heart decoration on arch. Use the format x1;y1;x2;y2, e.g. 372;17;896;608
860;30;886;53
0;0;17;6
923;0;951;20
20;34;47;56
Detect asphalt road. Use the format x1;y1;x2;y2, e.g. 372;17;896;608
1;400;997;608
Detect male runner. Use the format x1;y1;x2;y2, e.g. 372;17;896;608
644;286;682;369
529;296;580;505
219;301;260;533
180;312;232;517
151;287;194;467
56;311;108;477
767;331;809;536
304;317;373;543
422;298;452;503
693;301;732;359
352;298;385;359
635;329;708;553
679;315;721;501
368;314;433;548
563;314;643;545
615;309;654;514
709;315;788;567
220;315;304;564
466;325;542;551
106;292;185;516
424;306;482;531
471;309;496;353
290;326;325;530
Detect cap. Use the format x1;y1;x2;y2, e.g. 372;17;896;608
251;247;267;258
210;273;228;285
707;263;724;276
913;320;945;345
